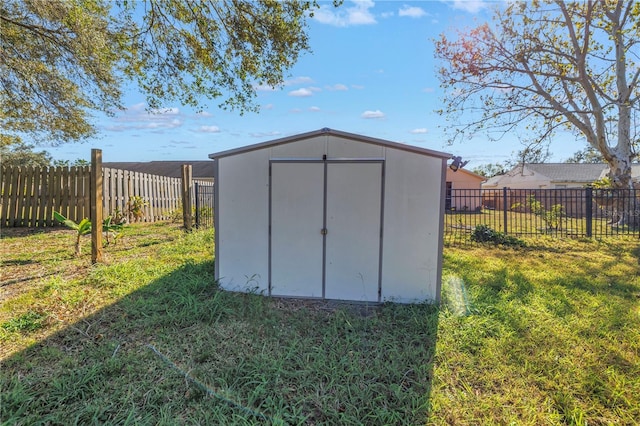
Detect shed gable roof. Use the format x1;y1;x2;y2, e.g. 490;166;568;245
208;128;451;160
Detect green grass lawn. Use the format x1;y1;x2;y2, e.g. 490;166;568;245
1;223;639;424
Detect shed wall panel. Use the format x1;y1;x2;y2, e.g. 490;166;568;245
382;149;444;302
217;150;270;292
271;136;326;158
327;137;384;158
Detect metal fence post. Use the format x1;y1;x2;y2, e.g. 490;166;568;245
503;187;508;234
585;187;593;238
181;164;193;231
194;182;200;229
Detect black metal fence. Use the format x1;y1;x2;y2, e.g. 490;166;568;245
194;181;214;229
445;188;640;243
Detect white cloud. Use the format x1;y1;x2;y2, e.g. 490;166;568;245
255;76;314;92
399;5;427;18
361;110;385;119
423;87;435;93
197;125;220;133
351;84;365;90
284;76;314;86
289;88;314;97
195;111;213;117
410;128;429;134
261;103;274;110
449;0;488;14
326;83;349;91
249;131;282;138
106;103;183;131
309;106;321;112
313;0;377;27
255;83;276;92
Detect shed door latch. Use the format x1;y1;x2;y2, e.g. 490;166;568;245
321;228;328;235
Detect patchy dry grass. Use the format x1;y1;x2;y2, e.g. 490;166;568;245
433;238;640;425
1;224;639;424
1;223;437;425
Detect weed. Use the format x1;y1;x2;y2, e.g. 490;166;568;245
1;310;48;333
470;224;526;247
126;196;148;222
54;211;92;256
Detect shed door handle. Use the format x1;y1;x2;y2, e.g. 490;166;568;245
321;228;328;235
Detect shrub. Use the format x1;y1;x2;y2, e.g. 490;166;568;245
471;224;525;247
126;196;148;222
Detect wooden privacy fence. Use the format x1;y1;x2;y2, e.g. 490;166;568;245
1;166;182;227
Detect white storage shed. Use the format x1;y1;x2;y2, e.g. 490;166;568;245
209;128;450;303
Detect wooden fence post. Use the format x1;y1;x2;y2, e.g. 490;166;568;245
181;164;193;231
91;149;104;263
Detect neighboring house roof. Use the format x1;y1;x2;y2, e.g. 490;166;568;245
102;161;214;179
447;168;486;182
525;163;606;183
209;127;452;160
482;162;640;188
483;174;502;187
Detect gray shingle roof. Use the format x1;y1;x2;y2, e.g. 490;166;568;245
102;161;214;179
525;163;607;182
525;163;640;182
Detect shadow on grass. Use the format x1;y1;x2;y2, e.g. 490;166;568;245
1;260;439;425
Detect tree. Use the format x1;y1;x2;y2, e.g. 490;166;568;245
471;162;507;178
435;0;640;189
53;158;90;167
511;144;550;166
0;142;52;167
1;0;319;146
564;146;605;163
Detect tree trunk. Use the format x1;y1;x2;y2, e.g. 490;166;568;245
75;233;82;257
607;153;636;227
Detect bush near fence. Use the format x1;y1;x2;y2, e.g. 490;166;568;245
446;187;640;242
0;166;183;227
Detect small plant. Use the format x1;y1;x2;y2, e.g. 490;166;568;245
470;224;525;247
527;195;564;230
102;215;124;246
165;203;183;223
55;212;125;253
54;211;91;256
590;177;613;189
110;207;127;225
1;310;48;333
126;196;148;222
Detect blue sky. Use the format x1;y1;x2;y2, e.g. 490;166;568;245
48;0;584;167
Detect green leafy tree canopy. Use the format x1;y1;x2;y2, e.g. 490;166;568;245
1;0;320;146
0;142;52;167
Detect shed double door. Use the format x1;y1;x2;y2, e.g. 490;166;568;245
270;161;383;301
